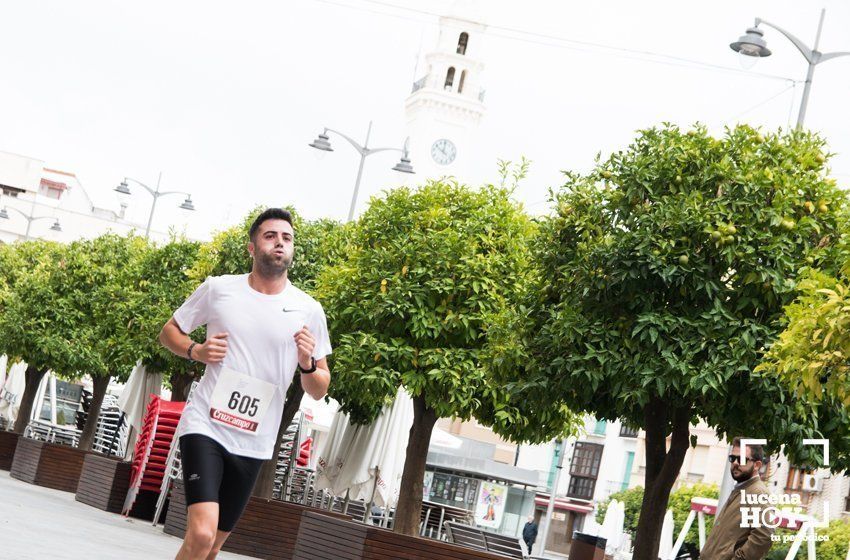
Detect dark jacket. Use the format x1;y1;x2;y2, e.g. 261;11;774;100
522;521;538;545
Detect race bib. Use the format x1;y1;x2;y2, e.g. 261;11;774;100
209;367;278;434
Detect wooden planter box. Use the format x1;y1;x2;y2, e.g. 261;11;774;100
10;437;90;493
75;453;132;513
293;511;514;560
0;430;20;470
164;481;348;560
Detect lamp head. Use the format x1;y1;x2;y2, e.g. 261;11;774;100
179;195;196;211
309;132;334;152
115;180;132;196
730;26;772;58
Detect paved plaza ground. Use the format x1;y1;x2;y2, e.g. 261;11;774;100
0;471;251;560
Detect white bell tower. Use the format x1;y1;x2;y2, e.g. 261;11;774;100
404;1;486;182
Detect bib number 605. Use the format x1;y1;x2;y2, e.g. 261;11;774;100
228;391;260;417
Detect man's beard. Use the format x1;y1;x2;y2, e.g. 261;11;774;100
731;467;753;482
256;248;292;277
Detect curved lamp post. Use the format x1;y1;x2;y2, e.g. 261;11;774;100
0;204;62;240
115;173;195;238
309;121;414;222
730;9;850;128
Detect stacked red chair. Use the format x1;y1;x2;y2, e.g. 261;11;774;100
296;437;312;467
122;395;185;515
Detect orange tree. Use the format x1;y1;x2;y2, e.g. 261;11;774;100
491;124;850;560
316;180;578;535
0;240;69;433
48;234;149;451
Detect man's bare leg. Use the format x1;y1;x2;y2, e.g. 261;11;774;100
204;530;233;560
175;502;220;560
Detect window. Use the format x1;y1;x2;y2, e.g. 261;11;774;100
621;451;635;491
570;441;603;478
444;67;455;90
39;179;66;200
0;185;23;198
458;70;466;93
457;32;469;55
568;476;596;500
592;420;607;435
619;425;639;438
786;467;811;491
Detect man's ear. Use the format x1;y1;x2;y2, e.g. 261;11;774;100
247;240;255;258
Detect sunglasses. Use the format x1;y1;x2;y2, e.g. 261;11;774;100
728;454;756;464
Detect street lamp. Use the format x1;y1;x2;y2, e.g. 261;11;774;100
115;173;195;238
0;204;62;240
308;121;414;222
730;9;850;128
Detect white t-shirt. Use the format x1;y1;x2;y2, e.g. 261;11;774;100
173;273;332;459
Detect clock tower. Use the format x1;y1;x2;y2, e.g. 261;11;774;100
404;1;486;182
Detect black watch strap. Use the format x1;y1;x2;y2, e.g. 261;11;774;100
300;357;317;374
187;342;197;361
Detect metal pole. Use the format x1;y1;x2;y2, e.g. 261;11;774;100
539;439;568;556
143;172;162;239
346;122;372;222
796;10;825;129
24;218;33;241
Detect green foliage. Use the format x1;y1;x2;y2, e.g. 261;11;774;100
0;240;71;372
596;485;644;539
758;264;850;403
316;179;577;442
768;519;850;560
494;123;850;468
667;483;719;548
48;234;150;383
596;483;717;548
128;237;205;383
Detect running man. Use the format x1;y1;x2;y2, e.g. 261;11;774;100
159;208;332;560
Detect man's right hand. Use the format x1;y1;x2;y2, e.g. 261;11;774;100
196;332;228;364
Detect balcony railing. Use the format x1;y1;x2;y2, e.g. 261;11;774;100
411;77;426;93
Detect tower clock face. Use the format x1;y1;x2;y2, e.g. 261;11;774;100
431;138;457;165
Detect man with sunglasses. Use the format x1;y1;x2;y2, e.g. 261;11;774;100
701;438;773;560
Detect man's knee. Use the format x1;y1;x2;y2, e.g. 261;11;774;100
186;525;217;553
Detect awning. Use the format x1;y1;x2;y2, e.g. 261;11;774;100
534;496;595;514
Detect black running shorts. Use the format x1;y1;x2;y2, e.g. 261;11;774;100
179;433;265;532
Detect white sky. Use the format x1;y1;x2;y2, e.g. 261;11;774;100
1;0;849;240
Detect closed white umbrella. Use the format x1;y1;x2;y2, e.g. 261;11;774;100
659;509;675;560
0;361;27;426
315;409;361;493
117;361;162;459
600;499;618;541
315;387;415;509
331;387;414;507
0;355;8;391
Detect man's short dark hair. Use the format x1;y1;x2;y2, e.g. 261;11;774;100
732;437;766;462
249;208;293;241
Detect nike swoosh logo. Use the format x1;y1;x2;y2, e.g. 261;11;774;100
282;308;303;313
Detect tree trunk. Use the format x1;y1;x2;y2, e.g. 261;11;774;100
169;372;195;402
12;366;48;434
253;375;305;498
78;375;111;451
632;399;691;560
393;393;438;536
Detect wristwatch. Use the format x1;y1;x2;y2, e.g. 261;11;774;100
187;342;197;362
299;357;317;374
